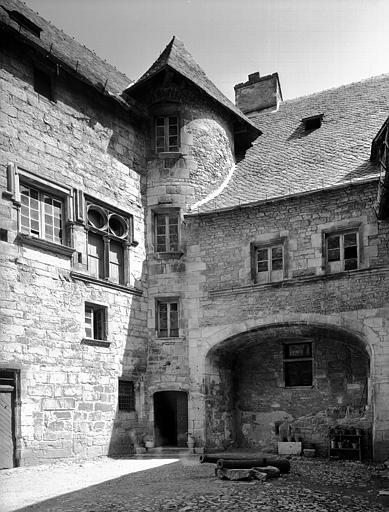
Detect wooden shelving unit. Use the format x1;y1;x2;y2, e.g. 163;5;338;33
328;430;363;461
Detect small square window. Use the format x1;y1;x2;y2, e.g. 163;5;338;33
85;303;107;341
33;68;53;100
118;380;135;411
252;242;284;284
283;341;313;387
156;299;179;338
325;230;359;273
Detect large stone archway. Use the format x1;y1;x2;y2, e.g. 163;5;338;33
201;320;374;458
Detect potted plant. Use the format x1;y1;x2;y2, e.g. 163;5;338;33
131;430;146;454
187;432;196;450
143;433;155;449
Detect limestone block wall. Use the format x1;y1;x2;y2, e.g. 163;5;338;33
184;182;389;459
0;43;148;464
144;88;234;434
235;334;370;456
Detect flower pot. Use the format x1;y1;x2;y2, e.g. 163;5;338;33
135;446;146;454
187;436;195;449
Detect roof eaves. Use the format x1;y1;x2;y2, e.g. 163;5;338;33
371;116;389;162
0;19;147;119
186;175;380;217
125;63;260;136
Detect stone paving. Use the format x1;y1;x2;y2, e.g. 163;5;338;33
1;456;388;512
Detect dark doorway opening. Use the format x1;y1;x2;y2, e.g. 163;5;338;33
0;369;20;469
153;391;188;447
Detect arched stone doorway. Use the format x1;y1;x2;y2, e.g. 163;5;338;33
153;391;188;447
204;322;371;457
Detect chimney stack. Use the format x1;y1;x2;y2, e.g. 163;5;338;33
235;72;282;115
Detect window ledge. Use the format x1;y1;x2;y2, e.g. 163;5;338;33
81;338;111;348
71;271;142;295
283;385;314;390
151;251;184;260
16;234;74;257
157;151;183;159
156;336;183;342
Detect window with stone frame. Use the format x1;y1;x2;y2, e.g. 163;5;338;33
283;341;313;387
6;165;74;256
325;230;359;272
155;115;179;153
154;211;179;252
118;380;135;411
156;298;179;338
86;201;131;284
251;240;285;284
84;303;107;341
20;183;64;244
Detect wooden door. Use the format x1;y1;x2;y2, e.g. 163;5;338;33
0;392;14;469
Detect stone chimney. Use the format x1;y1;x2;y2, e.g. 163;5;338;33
235;72;282;115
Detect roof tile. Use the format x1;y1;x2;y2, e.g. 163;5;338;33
195;74;389;213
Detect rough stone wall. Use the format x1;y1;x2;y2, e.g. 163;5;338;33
184;182;389;459
0;43;148;464
236;335;369;456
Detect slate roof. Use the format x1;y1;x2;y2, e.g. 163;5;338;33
194;73;389;214
125;36;260;135
0;0;136;107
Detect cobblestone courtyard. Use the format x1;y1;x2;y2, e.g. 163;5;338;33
1;456;389;512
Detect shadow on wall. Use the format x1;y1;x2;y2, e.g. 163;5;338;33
107;256;149;458
204;322;372;457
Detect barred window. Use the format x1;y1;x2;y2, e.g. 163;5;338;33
118;380;135;411
20;184;63;244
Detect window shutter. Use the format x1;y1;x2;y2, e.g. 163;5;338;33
74;188;85;223
6;163;17;198
250;243;257;283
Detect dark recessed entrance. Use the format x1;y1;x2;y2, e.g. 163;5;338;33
153;391;188;447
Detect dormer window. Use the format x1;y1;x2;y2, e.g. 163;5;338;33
4;9;42;38
155;115;179;153
302;114;324;131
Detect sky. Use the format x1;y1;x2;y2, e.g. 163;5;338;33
23;0;389;102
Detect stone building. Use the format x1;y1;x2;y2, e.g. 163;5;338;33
1;0;389;467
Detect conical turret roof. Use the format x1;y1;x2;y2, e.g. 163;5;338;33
125;36;260;136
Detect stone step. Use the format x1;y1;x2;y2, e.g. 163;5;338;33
146;446;194;456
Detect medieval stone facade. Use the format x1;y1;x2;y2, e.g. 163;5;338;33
1;0;389;467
